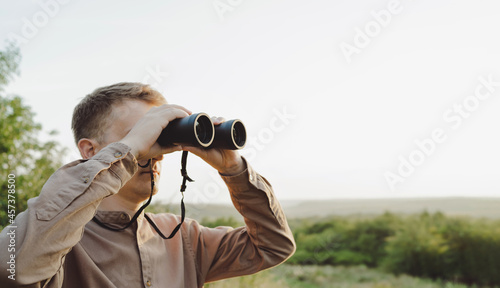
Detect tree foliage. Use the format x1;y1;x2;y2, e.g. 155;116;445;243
0;42;66;229
0;42;20;89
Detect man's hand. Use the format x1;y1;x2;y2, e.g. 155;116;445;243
181;116;246;176
119;104;192;161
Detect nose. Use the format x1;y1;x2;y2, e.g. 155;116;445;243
152;155;164;171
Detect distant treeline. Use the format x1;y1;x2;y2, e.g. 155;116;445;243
284;212;500;286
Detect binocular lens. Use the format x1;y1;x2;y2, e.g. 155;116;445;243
232;121;246;148
194;116;213;145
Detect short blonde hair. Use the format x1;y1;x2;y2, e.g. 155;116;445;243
71;82;166;145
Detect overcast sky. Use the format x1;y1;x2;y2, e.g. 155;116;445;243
1;0;499;204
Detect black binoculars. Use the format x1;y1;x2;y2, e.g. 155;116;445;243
157;113;246;150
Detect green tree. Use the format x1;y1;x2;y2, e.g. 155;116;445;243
0;42;20;88
0;42;66;229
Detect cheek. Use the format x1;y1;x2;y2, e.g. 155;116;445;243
129;172;154;185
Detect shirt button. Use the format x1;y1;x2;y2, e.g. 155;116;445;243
83;177;89;183
114;151;123;158
146;280;152;287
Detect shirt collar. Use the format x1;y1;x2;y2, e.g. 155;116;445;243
94;210;145;227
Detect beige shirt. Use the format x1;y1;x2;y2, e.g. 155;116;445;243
0;143;295;288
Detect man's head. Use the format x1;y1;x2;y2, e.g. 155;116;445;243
73;83;168;206
72;82;166;147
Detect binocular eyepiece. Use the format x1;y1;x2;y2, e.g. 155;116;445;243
157;113;246;150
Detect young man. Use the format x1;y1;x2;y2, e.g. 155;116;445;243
0;82;295;287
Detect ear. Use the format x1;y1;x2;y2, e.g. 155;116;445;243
78;138;100;160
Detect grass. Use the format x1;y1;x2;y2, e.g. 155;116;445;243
205;265;478;288
205;268;288;288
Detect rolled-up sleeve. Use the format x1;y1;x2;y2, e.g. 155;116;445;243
198;159;296;283
0;142;137;287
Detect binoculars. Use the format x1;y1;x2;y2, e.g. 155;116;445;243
157;113;246;150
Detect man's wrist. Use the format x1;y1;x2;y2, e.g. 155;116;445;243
117;139;138;160
219;156;247;176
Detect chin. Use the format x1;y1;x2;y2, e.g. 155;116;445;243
141;182;160;197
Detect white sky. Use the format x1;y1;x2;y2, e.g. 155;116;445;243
1;0;499;204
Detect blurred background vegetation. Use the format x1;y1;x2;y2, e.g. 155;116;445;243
0;42;66;229
203;212;500;288
1;42;499;287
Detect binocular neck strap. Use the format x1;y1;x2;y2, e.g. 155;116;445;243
144;151;193;239
92;151;193;240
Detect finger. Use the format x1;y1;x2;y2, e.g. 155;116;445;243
160;144;183;155
164;104;192;115
181;145;214;163
181;145;205;157
211;116;226;125
142;143;182;161
160;108;190;128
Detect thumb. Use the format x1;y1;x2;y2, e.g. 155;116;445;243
180;145;206;157
141;143;182;160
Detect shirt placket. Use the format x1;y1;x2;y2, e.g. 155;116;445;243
137;216;154;287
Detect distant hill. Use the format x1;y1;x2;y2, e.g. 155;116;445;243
281;197;500;219
149;197;500;221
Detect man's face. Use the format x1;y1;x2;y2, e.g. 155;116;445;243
98;99;163;202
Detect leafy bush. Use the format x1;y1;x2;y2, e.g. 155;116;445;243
382;212;450;279
288;213;397;267
201;216;242;228
382;213;500;285
286;211;500;286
